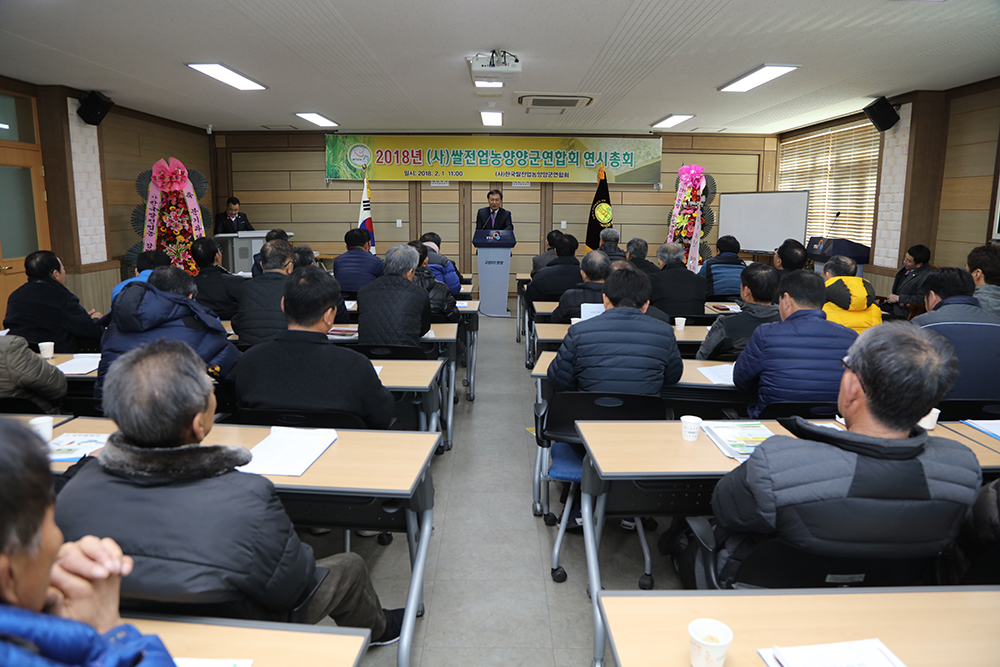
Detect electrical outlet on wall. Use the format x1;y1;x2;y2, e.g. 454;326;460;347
561;220;567;229
396;219;402;227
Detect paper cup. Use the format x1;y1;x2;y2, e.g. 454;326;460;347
29;416;54;443
918;407;940;431
688;618;733;667
680;415;703;442
570;317;582;325
39;342;55;359
675;317;687;331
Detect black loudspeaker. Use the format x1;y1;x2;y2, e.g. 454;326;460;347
863;96;899;132
77;91;115;126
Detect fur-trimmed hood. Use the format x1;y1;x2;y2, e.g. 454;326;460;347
98;431;251;479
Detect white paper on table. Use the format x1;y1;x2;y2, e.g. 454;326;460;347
56;354;102;375
235;271;253;277
722;303;742;312
238;426;337;477
0;328;8;336
373;365;383;376
580;303;605;321
456;301;469;308
48;433;109;462
697;364;735;385
173;660;253;667
422;330;436;338
759;638;906;667
345;300;357;309
964;419;1000;442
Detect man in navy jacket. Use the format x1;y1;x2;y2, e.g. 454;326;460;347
734;270;857;417
334;228;384;294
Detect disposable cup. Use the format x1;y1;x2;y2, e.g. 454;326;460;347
680;415;703;441
570;318;582;325
688;618;733;667
675;317;687;330
918;407;940;431
29;416;54;443
39;342;55;359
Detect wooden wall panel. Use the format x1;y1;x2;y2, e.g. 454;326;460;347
943;142;998;179
231;151;324;171
937;210;993;243
232;171;291;190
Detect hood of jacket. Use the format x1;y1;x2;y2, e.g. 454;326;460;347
99;430;251;480
113;282;223;335
739;300;780;320
825;275;877;312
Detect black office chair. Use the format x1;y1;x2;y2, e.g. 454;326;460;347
351;344;427;360
224;408;370;429
671;315;717;327
0;396;47;415
684;516;944;589
935;400;1000;421
534;392;672;588
757;402;840;419
960;543;1000;585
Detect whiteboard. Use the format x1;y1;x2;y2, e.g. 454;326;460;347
718;191;809;254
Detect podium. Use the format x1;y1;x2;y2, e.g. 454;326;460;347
215;231;292;273
473;228;516;317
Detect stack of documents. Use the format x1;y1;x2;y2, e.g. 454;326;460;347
57;354;101;375
48;433;109;462
701;421;774;461
963;420;1000;441
759;638;906;666
697;364;735;385
238;426;337;477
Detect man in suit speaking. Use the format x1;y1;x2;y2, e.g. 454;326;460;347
475;189;513;231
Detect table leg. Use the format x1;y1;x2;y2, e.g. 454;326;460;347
524;314;533;367
581;492;606;667
398;508;433;667
516;286;523;342
466;329;478;401
532;445;544;516
445;359;456;450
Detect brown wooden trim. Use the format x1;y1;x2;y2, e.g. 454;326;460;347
945;75;1000;101
778;112;870;142
104;105;206;136
901;93;949;258
459;182;472;275
540;182;553;247
990;137;1000;242
0;75;39;96
65;259;120;274
36;85;80;266
409;181;421;239
865;265;898;278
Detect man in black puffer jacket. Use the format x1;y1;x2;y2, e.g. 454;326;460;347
550;250;610;323
548;266;682;395
358;244;431;348
408;241;459;323
233;240;294;345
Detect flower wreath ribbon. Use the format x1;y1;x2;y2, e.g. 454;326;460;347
143;158;205;251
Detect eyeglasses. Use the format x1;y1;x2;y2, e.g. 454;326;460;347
841;355;866;393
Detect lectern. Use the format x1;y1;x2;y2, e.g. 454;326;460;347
473;228;516;317
215;231;292;273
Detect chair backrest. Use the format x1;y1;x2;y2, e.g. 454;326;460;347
351;344;427;360
960;543;1000;585
229;408;369;429
0;396;47;415
671;315;717;327
732;539;939;589
541;392;672;444
935;400;1000;421
757;401;840;419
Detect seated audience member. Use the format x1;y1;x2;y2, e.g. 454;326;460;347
111;250;171;302
626;237;659;276
420;242;461;296
649;242;708;319
250;228;289;277
358;244;431;348
525;234;581;306
233;240;294;345
967;243;1000;318
680;323;982;588
774;238;807;274
911;267;1000;399
96;266;239;398
821;255;882;333
734;270;857;417
419;231;463;282
191;236;245;319
333;228;384;294
696;263;780;360
292;245;349;324
596;228;626;262
550;250;611;323
548;267;682;395
56;341;404;642
0;334;67;413
698;235;745;298
0;418;175;665
236;267;393;427
885;243;932;317
957;478;1000;576
4;250;104;353
532;230;563;277
408;241;460;323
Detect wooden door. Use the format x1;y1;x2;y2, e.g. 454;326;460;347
0;146;51;313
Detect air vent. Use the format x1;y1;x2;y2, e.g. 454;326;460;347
526;107;564;115
517;94;595;109
262;125;298;130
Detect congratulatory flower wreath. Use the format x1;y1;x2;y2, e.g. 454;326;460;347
666;164;717;270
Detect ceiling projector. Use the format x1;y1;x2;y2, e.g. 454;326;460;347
468;52;521;84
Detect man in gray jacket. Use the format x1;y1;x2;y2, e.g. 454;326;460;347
696;263;780;360
0;334;67;413
685;323;982;588
967;243;1000;318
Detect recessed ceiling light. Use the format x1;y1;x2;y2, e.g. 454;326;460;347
481;111;503;127
296;113;338;128
652;114;694;129
475;81;504;88
719;64;798;93
187;63;266;91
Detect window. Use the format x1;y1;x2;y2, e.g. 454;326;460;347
777;122;880;246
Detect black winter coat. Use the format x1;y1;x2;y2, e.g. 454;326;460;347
194;265;245;319
550;282;604;323
649;261;708;318
412;267;460;323
525;257;581;306
357;274;431;347
233;273;287;345
4;279;105;353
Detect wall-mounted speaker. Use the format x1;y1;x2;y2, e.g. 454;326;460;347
863;96;899;132
77;91;115;126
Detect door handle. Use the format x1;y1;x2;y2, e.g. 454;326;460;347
0;266;12;271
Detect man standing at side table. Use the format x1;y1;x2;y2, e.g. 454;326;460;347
475;189;513;230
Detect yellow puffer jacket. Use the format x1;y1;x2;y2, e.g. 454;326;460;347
823;275;883;334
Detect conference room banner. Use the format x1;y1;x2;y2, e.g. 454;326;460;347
325;135;662;184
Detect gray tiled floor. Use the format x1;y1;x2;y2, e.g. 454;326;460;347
313;304;683;666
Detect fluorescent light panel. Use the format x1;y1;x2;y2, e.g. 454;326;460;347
720;64;798;92
481;111;503;126
652;114;694;129
187;63;266;91
0;123;9;130
475;80;503;88
296;113;338;128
